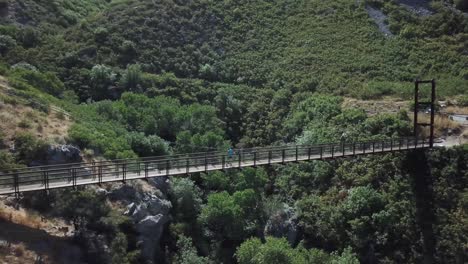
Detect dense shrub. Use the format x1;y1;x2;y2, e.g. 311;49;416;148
126;132;169;157
9;68;64;96
0;34;15;55
13;132;48;165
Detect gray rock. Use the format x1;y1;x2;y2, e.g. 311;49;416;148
136;214;169;263
46;145;82;165
108;184;141;202
110;183;172;263
148;176;169;195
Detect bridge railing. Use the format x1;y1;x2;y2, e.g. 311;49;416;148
0;137;427;194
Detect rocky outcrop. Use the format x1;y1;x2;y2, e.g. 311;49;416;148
45;145;82;165
29;144;82;167
110;179;172;264
264;204;299;246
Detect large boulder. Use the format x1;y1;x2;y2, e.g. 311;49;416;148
46;145;82;165
30;144;82;166
136;214;170;262
111;182;172;263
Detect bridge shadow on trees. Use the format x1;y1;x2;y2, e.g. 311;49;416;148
0;219;82;263
404;150;436;264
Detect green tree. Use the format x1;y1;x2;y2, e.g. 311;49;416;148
126;132;169;157
119;64;142;92
90;64;116;100
198;191;244;240
55;190;111;229
174;235;211;264
170;178;203;223
0;34;16;55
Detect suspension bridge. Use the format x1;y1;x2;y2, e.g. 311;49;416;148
0;80;439;195
0;137;431;195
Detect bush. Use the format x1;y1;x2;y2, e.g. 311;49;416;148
170;178;203;223
457;95;468;107
126;132;169;157
14;132;48;165
9;68;64;96
174;235;211;264
119;64;143;92
0;150;18;171
18;119;33;128
0;34;16;55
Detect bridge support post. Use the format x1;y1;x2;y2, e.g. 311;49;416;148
186;159;190;174
308;147;311;160
268;151;272;164
353;142;356;155
238;152;241;169
372;142;375;153
222;156;225;170
72;168;77;190
13;171;19;198
166;160;170;175
282;149;285;164
331;145;334;158
98;164;103;184
145;162;149;179
363;142;366;154
391;138;393;151
122;164;127;184
254;152;257;167
295;146;298;162
320;146;323;159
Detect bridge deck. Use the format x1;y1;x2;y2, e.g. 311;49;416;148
0;138;428;195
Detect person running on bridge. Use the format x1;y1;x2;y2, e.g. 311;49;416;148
227;147;234;166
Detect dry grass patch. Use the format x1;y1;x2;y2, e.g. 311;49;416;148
414;114;462;138
0;92;72;147
444;106;468;115
0;205;43;229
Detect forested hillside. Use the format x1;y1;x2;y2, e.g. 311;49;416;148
0;0;467;263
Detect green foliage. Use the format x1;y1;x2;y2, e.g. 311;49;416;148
285;95;343;140
13;132;48;165
174;235;211;264
126;132;169;157
0;150;18;171
170;178;203;223
55;189;111;228
90;64;116;100
9;68;64;96
0;34;15;55
457;94;468;106
199;189;263;241
236;237;360;264
119;64;142;92
232;167;268;192
201;171;230;191
362;113;412;137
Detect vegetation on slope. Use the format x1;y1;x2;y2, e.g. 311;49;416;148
0;0;466;264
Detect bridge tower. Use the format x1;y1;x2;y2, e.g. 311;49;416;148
413;79;436;148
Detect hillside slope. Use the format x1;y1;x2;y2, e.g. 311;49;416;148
1;0;466;99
